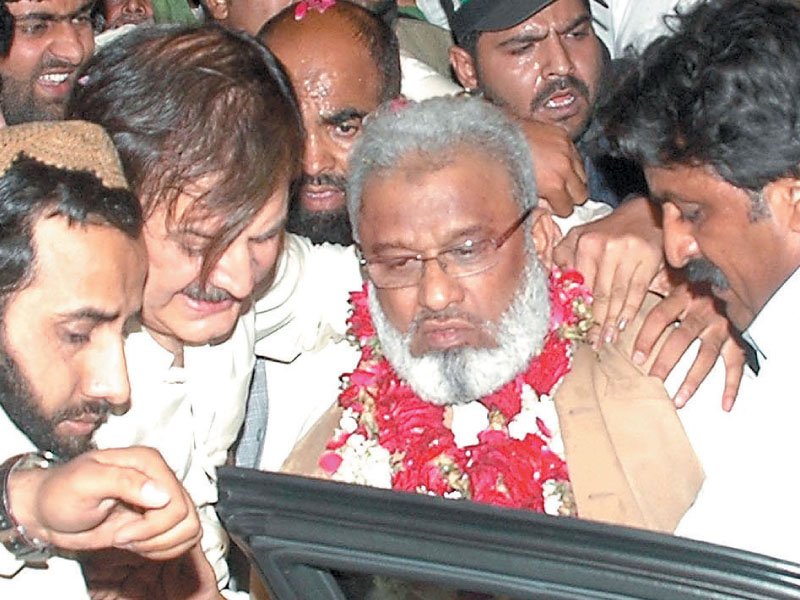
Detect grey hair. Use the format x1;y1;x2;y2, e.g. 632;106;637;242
346;95;538;242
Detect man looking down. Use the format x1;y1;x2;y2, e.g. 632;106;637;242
281;96;702;532
0;120;200;598
599;0;800;562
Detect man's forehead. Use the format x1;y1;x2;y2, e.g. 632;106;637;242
6;0;95;16
360;152;518;243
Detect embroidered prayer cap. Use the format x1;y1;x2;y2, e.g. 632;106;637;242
446;0;607;46
0;121;129;191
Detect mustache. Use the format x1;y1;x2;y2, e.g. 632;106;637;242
54;399;113;423
410;307;493;333
685;258;730;290
530;75;590;111
299;173;347;192
38;56;80;74
182;281;235;302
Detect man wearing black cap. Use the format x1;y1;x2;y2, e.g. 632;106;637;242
450;0;599;139
447;0;613;201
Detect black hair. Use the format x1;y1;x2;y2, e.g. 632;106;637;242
0;156;142;304
598;0;800;192
261;0;401;103
68;23;303;283
0;0;15;57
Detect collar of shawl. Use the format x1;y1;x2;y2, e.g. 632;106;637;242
320;268;592;514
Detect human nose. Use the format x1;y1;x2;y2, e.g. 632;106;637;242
303;129;336;177
85;337;131;410
417;257;464;313
542;34;575;78
208;238;255;300
662;202;699;269
124;0;147;14
48;21;91;66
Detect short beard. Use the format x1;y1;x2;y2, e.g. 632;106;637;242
370;249;550;406
0;328;108;459
287;200;353;246
0;58;75;125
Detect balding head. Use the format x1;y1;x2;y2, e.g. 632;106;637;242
260;1;400;246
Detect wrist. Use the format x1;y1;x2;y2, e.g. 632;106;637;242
1;452;59;563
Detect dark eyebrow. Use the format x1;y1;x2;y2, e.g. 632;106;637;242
498;31;546;48
321;108;368;127
559;14;592;34
497;13;592;48
16;0;95;21
59;308;120;323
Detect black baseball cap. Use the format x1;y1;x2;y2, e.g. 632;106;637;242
447;0;608;45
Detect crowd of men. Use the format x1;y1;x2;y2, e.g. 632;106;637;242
0;0;797;597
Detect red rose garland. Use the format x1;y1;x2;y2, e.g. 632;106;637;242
320;268;592;514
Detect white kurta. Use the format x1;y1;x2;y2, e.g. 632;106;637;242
254;234;362;471
94;311;255;592
0;410;90;597
672;267;800;563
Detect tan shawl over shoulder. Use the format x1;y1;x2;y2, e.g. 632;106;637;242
280;294;703;533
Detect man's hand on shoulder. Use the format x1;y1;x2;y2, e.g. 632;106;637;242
553;195;664;346
7;446;201;561
633;282;745;412
517;119;588;217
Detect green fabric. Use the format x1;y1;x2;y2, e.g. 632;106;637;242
397;5;426;21
152;0;199;26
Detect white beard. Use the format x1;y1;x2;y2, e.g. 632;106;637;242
369;250;550;406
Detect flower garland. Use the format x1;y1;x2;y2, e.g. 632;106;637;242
319;269;592;515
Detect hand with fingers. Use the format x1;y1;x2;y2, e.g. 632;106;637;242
84;544;223;600
553;195;664;346
6;446;201;562
517;119;588;218
633;282;746;412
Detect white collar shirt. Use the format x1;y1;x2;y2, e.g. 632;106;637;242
675;267;800;563
94;311;255;589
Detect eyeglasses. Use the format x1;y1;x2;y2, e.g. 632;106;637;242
358;207;533;289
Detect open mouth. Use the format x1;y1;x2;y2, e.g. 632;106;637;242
183;294;236;314
300;185;346;212
545;91;577;109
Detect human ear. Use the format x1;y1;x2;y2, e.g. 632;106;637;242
764;177;800;233
203;0;229;21
449;45;479;90
784;178;800;233
531;207;562;270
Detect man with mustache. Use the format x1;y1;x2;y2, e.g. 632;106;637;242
598;0;800;561
0;121;201;597
445;0;746;410
259;1;402;247
278;96;703;542
0;0;94;124
100;0;154;30
68;24;302;596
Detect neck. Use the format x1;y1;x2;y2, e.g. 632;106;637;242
146;328;185;367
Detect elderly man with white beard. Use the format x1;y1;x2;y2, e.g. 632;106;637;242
279;95;703;531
